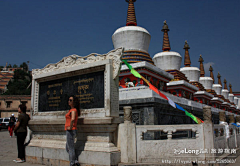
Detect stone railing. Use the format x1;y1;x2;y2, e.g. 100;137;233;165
135;124;206;163
118;105;240;165
214;124;240;151
118;106;215;164
214;125;227;150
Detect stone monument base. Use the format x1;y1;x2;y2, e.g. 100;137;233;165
26;147;120;166
26;117;121;166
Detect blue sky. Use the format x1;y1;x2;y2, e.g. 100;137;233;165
0;0;240;90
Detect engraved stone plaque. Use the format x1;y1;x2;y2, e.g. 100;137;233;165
38;71;104;112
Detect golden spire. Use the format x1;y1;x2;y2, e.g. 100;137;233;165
224;79;228;90
209;65;214;83
199;54;205;77
229;83;232;93
161;20;171;51
217;72;222;86
126;0;137;26
183;40;191;67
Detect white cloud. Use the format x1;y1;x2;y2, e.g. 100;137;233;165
203;62;214;73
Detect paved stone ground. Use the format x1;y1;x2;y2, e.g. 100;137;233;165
1;129;240;166
0;130;43;166
226;154;240;166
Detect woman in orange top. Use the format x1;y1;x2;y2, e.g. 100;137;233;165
65;95;80;166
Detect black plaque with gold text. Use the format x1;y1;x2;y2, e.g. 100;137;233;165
38;71;104;112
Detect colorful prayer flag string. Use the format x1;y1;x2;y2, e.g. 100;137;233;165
231;123;240;127
122;60;203;124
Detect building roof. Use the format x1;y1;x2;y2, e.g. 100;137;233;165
167;80;199;91
121;61;174;80
0;71;14;93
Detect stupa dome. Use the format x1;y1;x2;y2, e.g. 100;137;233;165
112;26;151;53
153;51;182;70
221;79;229;99
111;0;154;65
199;77;213;90
153;21;182;70
180;67;200;82
180;41;200;82
212;84;222;95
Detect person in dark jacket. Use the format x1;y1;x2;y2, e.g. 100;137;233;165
13;104;30;163
8;114;16;137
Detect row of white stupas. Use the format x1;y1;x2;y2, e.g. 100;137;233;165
112;0;240;110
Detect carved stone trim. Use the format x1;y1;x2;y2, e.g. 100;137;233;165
104;68;107;111
32;48;124;79
81;109;106;117
28;139;66;149
33;81;39;114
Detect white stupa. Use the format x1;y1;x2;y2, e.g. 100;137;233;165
212;73;231;108
198;55;214;90
234;97;239;106
153;21;182;71
228;83;235;103
112;26;150;53
238;98;240;109
212;72;223;95
221;79;229;100
180;41;200;82
112;0;154;65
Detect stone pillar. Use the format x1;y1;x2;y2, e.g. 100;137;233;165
123;106;132;123
202;106;215;161
236;116;240;123
219;111;226;122
236;116;240;135
203;106;212;123
118;106;136;164
229;114;235;124
229;114;237;148
219;111;230;149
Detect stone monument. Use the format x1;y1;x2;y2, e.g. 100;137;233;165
27;48;123;166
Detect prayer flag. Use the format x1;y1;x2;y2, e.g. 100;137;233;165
122;60;203;124
167;97;176;108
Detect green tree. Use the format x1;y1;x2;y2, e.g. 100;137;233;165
3;69;32;95
13;64;18;68
20;62;28;72
7;64;12;68
14;69;27;80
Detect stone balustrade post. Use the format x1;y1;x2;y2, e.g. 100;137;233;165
202;106;215;162
118;106;136;164
236;116;240;124
229;115;235;124
219;111;226;122
219;111;230;149
229;114;237;147
167;130;173;140
236;116;240;134
123;106;132;123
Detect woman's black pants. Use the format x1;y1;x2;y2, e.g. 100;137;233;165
17;132;27;159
